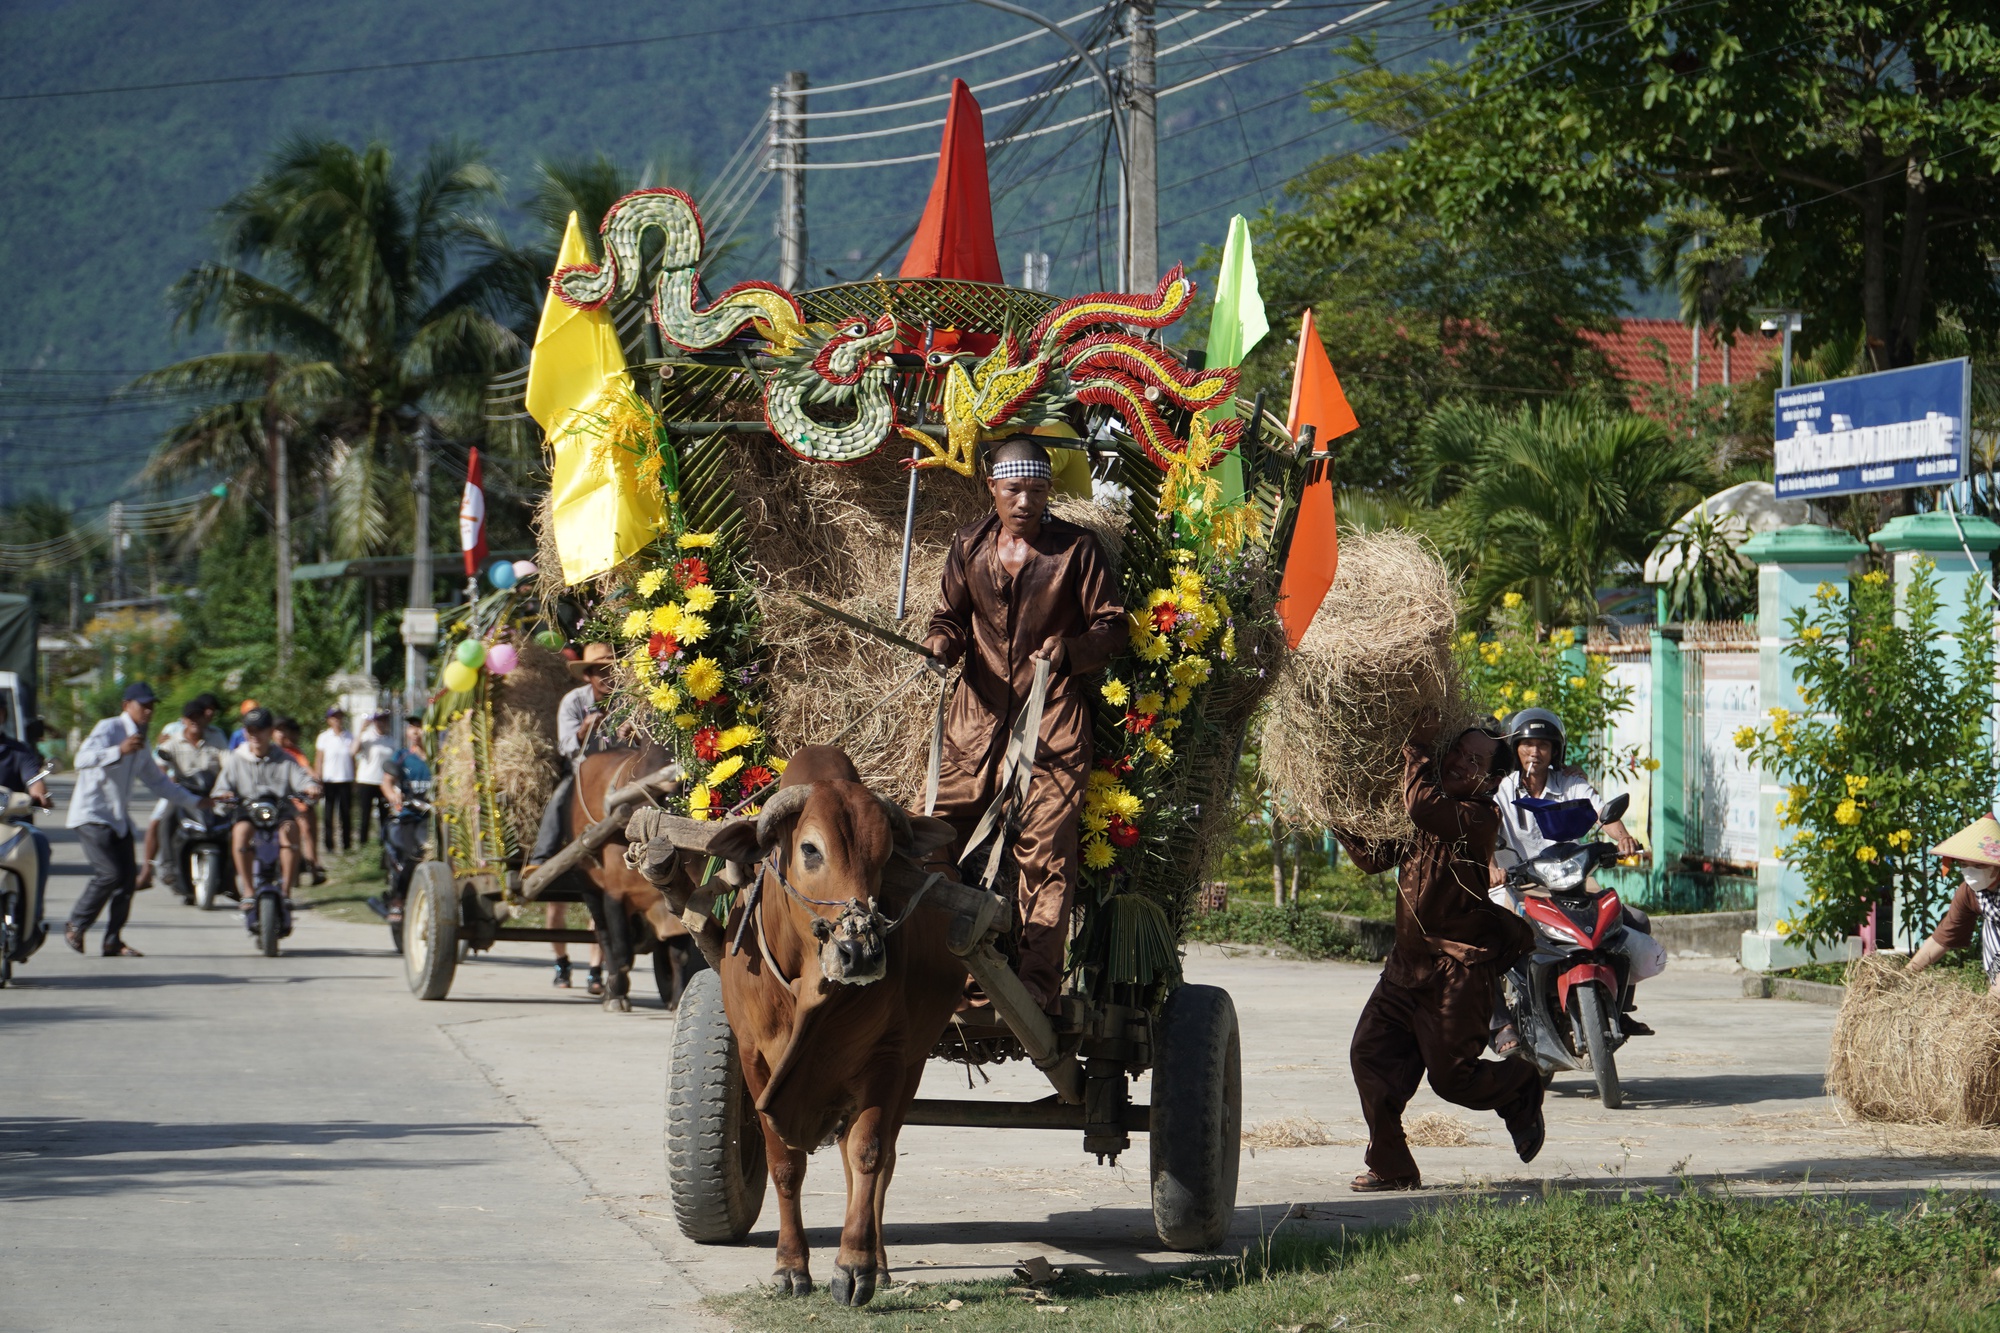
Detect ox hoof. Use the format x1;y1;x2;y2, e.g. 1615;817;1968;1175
770;1269;814;1297
602;994;632;1013
829;1261;877;1307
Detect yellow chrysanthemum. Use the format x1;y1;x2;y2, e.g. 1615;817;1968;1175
650;603;681;636
676;612;711;646
1102;678;1130;707
1169;656;1212;687
1167;685;1193;714
1502;592;1524;609
1135;633;1170;663
1083;837;1115;870
1135;692;1165;717
1104;787;1142;820
688;783;713;822
1081;807;1109;833
708;755;745;785
649;682;682;712
682;656;724;701
716;724;760;753
1219;626;1237;661
674;713;699;730
770;756;788;774
621;609;650;640
1159;716;1180;735
683;585;718;613
628;647;656;683
1180;621;1213;651
1087;768;1120;791
1834;798;1861;826
1143;735;1173;762
636;569;668;598
677;531;718;549
1171;568;1205;600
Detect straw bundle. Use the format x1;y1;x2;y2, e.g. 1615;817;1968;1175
1827;955;2000;1127
1258;529;1465;842
488;643;570;849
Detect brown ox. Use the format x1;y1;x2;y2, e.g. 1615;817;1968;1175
704;745;962;1306
568;744;704;1012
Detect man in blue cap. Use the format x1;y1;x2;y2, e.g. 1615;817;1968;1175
64;683;204;957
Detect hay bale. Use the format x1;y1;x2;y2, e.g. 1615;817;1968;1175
1827;954;2000;1127
489;643;570;849
1258;529;1465;842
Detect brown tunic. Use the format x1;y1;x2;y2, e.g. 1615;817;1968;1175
926;512;1125;1002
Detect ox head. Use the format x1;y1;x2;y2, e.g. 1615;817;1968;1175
709;746;955;987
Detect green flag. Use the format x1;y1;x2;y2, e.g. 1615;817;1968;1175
1204;214;1268;503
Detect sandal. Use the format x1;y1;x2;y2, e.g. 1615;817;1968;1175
1350;1170;1422;1193
587;967;604;997
1493;1023;1524;1057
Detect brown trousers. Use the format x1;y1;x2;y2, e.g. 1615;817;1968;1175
1349;961;1541;1181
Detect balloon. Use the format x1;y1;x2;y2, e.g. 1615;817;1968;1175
441;660;479;694
487;560;518;589
454;639;486;668
486;643;519;676
512;560;538;580
535;630;566;650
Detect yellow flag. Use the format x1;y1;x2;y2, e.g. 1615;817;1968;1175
526;213;662;584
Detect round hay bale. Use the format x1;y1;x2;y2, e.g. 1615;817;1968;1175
1827;954;2000;1127
1258;529;1465;842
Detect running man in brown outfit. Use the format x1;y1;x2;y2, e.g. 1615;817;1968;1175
1334;717;1547;1190
922;437;1125;1011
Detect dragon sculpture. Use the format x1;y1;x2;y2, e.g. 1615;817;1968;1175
551;190;1243;473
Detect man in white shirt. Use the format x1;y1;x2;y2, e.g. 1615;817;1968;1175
314;706;357;855
64;683;204;957
352;712;392;846
215;707;321;901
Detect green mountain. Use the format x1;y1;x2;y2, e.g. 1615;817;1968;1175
0;0;1412;508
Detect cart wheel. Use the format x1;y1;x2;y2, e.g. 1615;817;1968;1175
1149;983;1242;1252
403;863;459;1001
654;935;708;1012
666;968;766;1242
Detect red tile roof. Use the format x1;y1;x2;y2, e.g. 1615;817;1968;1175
1583;318;1783;391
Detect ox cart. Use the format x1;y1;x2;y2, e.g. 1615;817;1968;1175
490;185;1321;1266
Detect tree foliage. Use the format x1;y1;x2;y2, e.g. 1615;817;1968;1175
1455;595;1642;778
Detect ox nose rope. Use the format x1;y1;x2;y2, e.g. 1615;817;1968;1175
734;851;945;988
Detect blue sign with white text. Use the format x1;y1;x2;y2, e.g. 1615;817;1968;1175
1772;359;1969;500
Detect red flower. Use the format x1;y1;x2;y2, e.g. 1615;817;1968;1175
675;556;711;586
742;765;777;794
1107;817;1141;849
691;726;722;762
648;631;680;660
1149;598;1179;634
1096;755;1134;776
1123;711;1157;734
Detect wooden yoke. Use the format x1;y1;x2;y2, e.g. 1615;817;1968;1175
622;808;1083;1104
519;764;683;901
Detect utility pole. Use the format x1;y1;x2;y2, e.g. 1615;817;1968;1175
404;420;434;715
107;501;125;603
1123;0;1158;293
265;357;292;669
774;71;809;292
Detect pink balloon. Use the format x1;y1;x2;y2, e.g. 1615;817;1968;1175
512;560;538;580
485;643;520;676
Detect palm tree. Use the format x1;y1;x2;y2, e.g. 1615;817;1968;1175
134;137;530;566
1419;395;1714;624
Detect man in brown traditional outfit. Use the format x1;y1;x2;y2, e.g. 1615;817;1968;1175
922;437;1125;1011
1334;718;1546;1190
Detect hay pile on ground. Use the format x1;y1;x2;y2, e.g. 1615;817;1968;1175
1827;954;2000;1127
1404;1110;1477;1147
1259;529;1465;842
1240;1116;1341;1149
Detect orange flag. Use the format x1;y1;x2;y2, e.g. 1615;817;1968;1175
1277;308;1358;649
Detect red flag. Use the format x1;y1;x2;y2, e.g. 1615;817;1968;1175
1276;308;1359;649
901;80;1003;284
459;446;488;578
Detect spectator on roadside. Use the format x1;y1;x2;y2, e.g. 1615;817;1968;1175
314;706;356;857
353;710;392;846
64;683;203;957
228;698;259;750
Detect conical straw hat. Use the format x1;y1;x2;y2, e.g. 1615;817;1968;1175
1931;814;2000;867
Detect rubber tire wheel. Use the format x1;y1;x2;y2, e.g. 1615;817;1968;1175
403;863;459;1000
654;935;709;1012
1576;983;1622;1109
192;848;221;911
258;898;282;957
0;885;16;987
666;968;766;1242
1149;983;1243;1252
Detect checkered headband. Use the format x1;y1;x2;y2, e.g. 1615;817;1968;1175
989;457;1053;481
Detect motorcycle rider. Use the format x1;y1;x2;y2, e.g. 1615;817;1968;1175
213;707;321;907
0;718;52;957
1489;708;1663;1049
374;716;434;926
145;697;225;895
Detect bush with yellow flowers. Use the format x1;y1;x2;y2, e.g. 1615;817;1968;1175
1454;591;1642;777
1735;557;1999;947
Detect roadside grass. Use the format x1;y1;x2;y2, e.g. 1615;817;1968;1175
293;845;388;926
715;1188;2000;1333
1775;948;1988;993
1183;902;1377;960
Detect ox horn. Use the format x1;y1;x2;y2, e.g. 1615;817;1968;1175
756;783;815;848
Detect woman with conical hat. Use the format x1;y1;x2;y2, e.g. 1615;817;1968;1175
1909;814;2000;997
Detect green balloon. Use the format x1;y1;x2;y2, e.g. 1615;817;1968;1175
535;630;566;650
455;639;487;668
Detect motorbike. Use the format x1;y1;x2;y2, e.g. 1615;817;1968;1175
0;760;55;986
239;794;296;957
167;768;236;910
1498;791;1638;1109
373;797;432;955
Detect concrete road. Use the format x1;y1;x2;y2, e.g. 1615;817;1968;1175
7;780;1998;1331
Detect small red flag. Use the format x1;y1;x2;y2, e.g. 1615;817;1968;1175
1276;308;1359;649
459;446;488;578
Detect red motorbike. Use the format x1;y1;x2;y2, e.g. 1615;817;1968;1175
1500;792;1635;1109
